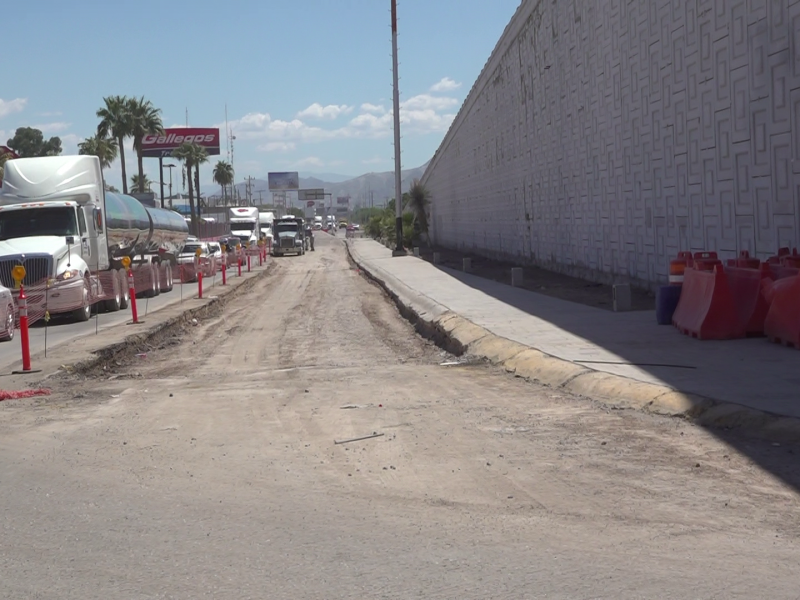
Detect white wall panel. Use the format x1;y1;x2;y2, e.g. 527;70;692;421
422;0;800;288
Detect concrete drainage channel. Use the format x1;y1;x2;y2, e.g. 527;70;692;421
58;263;275;379
345;241;800;444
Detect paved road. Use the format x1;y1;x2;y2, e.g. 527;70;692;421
0;234;798;599
0;270;231;372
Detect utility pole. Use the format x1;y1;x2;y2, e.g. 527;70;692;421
391;0;405;256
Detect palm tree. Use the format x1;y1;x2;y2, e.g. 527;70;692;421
78;134;118;172
194;145;209;219
97;95;131;193
213;160;234;205
172;142;208;235
130;173;152;193
405;179;432;245
128;96;163;189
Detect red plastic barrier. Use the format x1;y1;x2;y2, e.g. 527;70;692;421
692;251;721;272
725;263;773;336
726;250;761;269
762;273;800;348
672;265;746;340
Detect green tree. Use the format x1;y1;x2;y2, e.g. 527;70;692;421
405;179;431;245
0;153;8;184
128;96;163;191
130;173;152;193
105;183;120;192
78;134;118;172
97;95;132;193
172;142;208;235
6;127;62;157
212;160;234;205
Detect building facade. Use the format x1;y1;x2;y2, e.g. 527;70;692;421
422;0;800;288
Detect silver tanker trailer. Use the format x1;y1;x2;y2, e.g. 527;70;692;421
0;155;188;321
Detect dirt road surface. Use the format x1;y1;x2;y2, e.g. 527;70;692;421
1;234;799;599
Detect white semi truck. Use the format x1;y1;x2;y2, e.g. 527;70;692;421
0;155;188;321
229;206;260;247
258;211;275;245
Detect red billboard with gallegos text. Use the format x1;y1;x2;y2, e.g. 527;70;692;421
140;128;221;158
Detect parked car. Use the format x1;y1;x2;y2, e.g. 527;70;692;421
176;241;210;282
0;284;14;342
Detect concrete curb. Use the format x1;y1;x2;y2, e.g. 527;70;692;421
347;241;800;443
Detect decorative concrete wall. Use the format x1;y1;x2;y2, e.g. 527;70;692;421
422;0;800;287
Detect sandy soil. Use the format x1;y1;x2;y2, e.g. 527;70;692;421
0;234;798;599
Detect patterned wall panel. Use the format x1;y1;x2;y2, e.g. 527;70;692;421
421;0;800;288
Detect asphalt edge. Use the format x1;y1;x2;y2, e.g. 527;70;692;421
347;240;800;444
42;262;276;381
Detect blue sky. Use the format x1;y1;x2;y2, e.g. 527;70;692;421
1;0;521;190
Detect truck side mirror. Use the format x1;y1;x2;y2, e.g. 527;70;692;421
66;236;76;245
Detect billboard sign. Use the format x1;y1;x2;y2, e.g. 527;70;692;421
335;206;348;214
306;200;315;208
298;188;325;201
336;196;349;205
140;128;221;158
268;171;299;191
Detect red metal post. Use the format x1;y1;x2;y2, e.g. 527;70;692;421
128;269;139;323
18;285;31;371
221;260;227;285
247;255;251;272
198;269;203;299
238;259;242;277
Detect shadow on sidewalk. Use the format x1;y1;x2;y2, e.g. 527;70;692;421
389;245;800;494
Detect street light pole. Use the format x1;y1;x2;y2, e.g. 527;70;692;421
159;156;165;208
164;164;176;209
391;0;406;256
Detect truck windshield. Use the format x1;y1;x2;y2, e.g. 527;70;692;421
0;207;79;240
274;222;298;234
231;221;255;232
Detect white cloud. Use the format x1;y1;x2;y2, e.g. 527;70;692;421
290;156;325;168
168;123;190;129
31;121;72;134
257;142;296;153
430;77;462;92
225;112;335;144
297;103;353;120
360;103;386;114
401;94;459;111
222;89;461;149
60;133;82;153
0;98;27;119
362;157;387;165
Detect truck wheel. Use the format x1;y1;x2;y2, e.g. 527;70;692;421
163;264;174;292
142;265;157;298
104;273;122;312
0;304;14;342
153;265;162;296
72;278;92;322
118;269;130;310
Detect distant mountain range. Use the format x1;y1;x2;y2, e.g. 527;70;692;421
202;161;430;208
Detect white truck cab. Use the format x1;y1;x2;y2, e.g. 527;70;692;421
229;206;260;247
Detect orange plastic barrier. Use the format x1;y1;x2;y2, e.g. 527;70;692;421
762;272;800;348
672;265;746;340
725;263;773;336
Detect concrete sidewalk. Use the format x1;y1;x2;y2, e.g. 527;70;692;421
349;238;800;424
